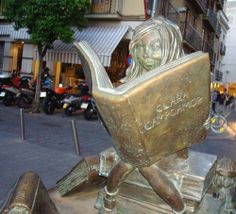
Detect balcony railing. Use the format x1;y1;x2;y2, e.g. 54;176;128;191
156;0;179;24
220;0;224;7
220;42;226;56
202;41;214;63
216;0;224;10
191;0;207;14
203;9;218;32
215;70;223;81
180;22;202;51
216;24;221;38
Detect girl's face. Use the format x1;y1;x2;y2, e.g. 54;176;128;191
135;30;162;70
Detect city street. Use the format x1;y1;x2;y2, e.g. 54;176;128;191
0;104;235;204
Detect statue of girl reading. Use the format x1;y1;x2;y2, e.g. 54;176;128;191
121;16;184;83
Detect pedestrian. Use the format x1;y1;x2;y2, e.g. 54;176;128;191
212;89;218;113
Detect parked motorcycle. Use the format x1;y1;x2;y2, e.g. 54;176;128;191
0;82;5;99
2;85;20;106
16;86;35;108
16;76;52;108
62;94;97;120
62;82;97;120
0;71;13;102
83;97;98;120
0;71;31;105
43;84;72;115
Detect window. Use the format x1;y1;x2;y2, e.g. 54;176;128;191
91;0;111;14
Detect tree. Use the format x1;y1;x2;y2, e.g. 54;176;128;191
4;0;90;112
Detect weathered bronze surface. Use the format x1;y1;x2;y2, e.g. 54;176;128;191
213;157;236;213
121;16;184;83
74;42;210;168
98;148;217;202
1;171;59;214
74;16;210;213
57;156;104;196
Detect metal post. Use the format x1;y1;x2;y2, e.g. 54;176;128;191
20;108;25;140
71;120;80;155
151;0;158;18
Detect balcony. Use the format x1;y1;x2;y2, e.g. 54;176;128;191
216;0;224;10
156;0;179;24
203;9;218;32
215;70;223;81
180;22;202;51
190;0;207;14
220;42;226;56
216;24;221;38
202;41;214;64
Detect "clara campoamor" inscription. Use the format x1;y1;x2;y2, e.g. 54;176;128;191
143;93;203;132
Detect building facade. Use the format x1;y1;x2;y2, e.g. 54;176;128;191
221;1;236;83
0;0;229;91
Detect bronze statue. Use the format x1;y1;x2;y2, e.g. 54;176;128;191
4;16;235;214
74;16;210;213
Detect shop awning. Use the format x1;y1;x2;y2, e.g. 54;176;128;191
45;25;130;67
0;25;12;36
0;25;30;39
11;28;30;40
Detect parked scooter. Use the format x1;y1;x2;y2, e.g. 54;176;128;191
83;97;98;120
16;83;35;108
0;71;14;103
16;76;53;108
62;82;97;120
43;84;72;115
2;85;20;106
0;71;31;105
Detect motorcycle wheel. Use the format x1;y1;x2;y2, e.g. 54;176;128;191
84;104;97;120
3;92;14;106
64;106;74;116
17;95;31;108
43;98;55;115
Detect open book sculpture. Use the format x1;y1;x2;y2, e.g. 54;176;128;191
74;17;210;213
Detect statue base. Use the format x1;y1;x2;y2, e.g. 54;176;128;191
95;150;222;213
50;150;229;214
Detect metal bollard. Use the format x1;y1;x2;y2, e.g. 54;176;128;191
20;108;25;140
71;120;81;155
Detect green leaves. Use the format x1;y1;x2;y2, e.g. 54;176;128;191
4;0;91;56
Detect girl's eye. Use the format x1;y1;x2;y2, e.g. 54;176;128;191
151;42;160;50
136;44;145;51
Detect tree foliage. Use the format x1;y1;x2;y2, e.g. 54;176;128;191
4;0;90;56
4;0;90;112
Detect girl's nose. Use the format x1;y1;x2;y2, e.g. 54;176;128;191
143;46;150;58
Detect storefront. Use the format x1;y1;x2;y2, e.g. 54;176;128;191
0;23;132;92
0;25;34;76
228;83;236;97
43;24;131;92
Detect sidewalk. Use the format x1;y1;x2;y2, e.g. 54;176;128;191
0;106;235;204
0;105;112;202
206;107;236;140
0;139;81;202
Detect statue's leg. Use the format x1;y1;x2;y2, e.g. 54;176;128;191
104;161;135;211
139;165;185;213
